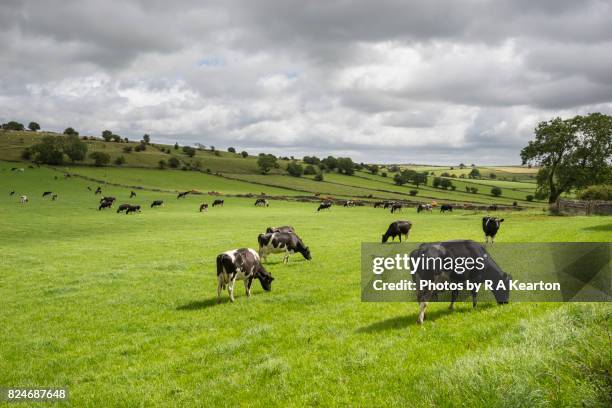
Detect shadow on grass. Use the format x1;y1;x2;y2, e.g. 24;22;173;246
582;224;612;232
176;298;218;311
356;303;495;333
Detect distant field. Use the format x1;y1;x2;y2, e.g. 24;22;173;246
1;161;610;406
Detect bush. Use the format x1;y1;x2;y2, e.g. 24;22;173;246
491;186;502;197
102;130;113;141
21;148;32;160
28;122;40;131
134;143;146;152
168;157;180;168
2;121;25;131
228;147;236;153
123;146;133;153
214;150;221;156
90;152;111;167
257;154;277;174
183;146;196;157
158;160;167;169
63;127;79;136
314;173;324;181
526;195;534;202
304;165;317;175
381;172;387;177
114;155;126;166
409;190;418;196
63;134;88;162
241;151;248;158
576;185;611;201
287;161;304;177
31;136;64;165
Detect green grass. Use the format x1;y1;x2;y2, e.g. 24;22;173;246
1;161;610;406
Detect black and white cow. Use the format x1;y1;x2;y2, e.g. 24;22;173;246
482;216;504;243
212;199;224;207
199;203;208;212
410;240;511;324
125;205;141;214
417;204;432;213
116;204;130;213
42;191;53;198
440;204;453;213
9;190;15;196
266;226;295;234
373;201;385;208
383;201;395;209
216;248;274;303
95;187;102;195
100;196;116;204
130;191;137;198
177;191;190;199
390;203;403;213
317;201;332;211
382;221;412;243
254;198;269;207
344;200;355;207
257;232;311;263
20;195;28;204
99;200;113;210
51;194;58;201
151;200;164;208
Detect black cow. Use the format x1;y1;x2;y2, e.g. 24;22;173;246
95;187;102;195
440;204;453;213
212;199;224;207
151;200;164;208
199;203;208;212
177;191;190;199
9;190;15;196
42;191;53;197
257;232;311;263
383;201;395;209
125;205;141;214
51;194;58;201
130;191;137;198
100;196;116;204
317;202;332;211
373;201;385;208
390;203;402;213
216;248;274;303
482;216;504;243
99;200;113;210
382;221;412;243
266;226;295;234
410;240;511;324
254;198;269;207
116;204;130;213
417;204;432;213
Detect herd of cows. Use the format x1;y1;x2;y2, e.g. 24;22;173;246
9;181;508;324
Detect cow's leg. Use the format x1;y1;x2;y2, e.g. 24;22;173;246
217;275;224;304
449;289;459;310
471;289;478;308
417;302;428;324
283;251;289;264
228;277;236;302
245;277;253;297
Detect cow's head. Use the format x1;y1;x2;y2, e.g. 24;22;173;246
381;234;390;243
491;271;511;304
256;266;274;291
302;246;312;260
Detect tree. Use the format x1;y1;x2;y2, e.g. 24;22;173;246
63;134;88;162
21;148;32;160
576;185;611;200
134;143;146;152
432;177;442;188
303;156;321;165
31;136;64;164
182;146;196;157
489;173;497;179
168;157;180;168
394;172;407;186
321;156;338;171
228;147;236;153
90;152;111;167
521;113;612;203
241;151;248;158
257;154;277;174
158;159;167;169
287;161;304;177
102;130;113;141
111;134;122;143
368;164;379;175
440;178;453;190
63;127;78;136
336;157;355;175
28;122;40;132
314;173;324;181
491;186;502;197
114;155;126;166
526;195;534;202
304;165;317;175
123;146;133;153
174;142;179;150
2;121;25;131
413;172;428;188
143;134;151;144
469;168;481;179
409;190;418;196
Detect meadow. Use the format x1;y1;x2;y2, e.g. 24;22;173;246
1;161;610;407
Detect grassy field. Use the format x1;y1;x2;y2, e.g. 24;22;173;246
1;161;610;406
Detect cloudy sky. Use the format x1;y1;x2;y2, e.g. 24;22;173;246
1;0;611;164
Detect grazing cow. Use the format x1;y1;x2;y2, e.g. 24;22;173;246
199;203;208;212
257;232;311;263
373;201;385;208
488;204;498;211
150;200;164;208
344;200;355;207
390;203;403;213
20;195;28;204
440;204;453;213
266;226;295;234
254;198;269;207
383;201;395;209
317;201;332;211
9;190;15;196
52;194;58;201
216;248;274;303
382;221;412;243
177;191;190;199
42;191;53;197
130;191;137;198
417;204;432;213
410;240;510;324
212;199;224;207
95;187;102;195
482;216;504;243
99;200;113;210
116;204;130;213
125;205;141;214
100;196;116;204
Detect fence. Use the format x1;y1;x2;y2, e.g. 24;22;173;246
552;199;612;216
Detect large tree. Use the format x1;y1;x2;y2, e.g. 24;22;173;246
31;136;64;165
257;154;277;174
521;113;612;203
63;134;88;162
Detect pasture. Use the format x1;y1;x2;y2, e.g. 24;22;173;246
1;162;611;406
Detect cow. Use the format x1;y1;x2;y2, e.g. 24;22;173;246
266;226;295;234
254;198;269;207
9;191;15;196
95;187;102;195
99;200;113;210
151;200;164;208
257;232;311;263
488;204;498;211
373;201;385;208
116;204;130;213
383;201;395;209
216;248;274;303
20;195;28;204
177;191;190;199
390;203;402;213
212;199;224;207
410;240;510;324
440;204;453;213
51;194;58;201
125;205;141;214
344;200;355;207
417;204;432;213
42;191;53;197
100;196;116;204
199;203;208;212
317;201;332;211
482;216;504;243
382;221;412;243
130;191;137;198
